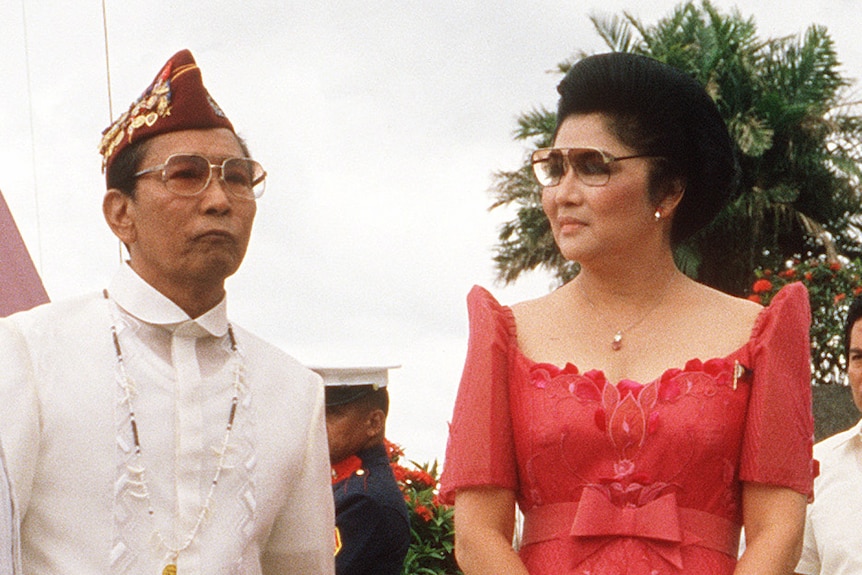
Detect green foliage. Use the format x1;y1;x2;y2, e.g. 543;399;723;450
386;442;462;575
490;1;862;296
749;257;862;385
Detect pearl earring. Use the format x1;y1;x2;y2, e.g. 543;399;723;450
654;209;662;222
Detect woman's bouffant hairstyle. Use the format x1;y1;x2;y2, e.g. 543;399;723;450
555;52;738;245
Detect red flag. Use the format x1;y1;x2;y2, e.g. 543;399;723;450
0;189;49;317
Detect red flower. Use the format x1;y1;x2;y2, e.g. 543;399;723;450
763;269;773;277
414;505;433;522
752;279;773;294
804;272;813;280
385;439;405;462
747;294;761;303
830;262;842;271
854;286;862;296
407;469;437;487
391;465;410;483
835;293;846;303
778;269;796;278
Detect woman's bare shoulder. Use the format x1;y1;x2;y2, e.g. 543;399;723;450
510;284;572;323
689;280;762;317
678;280;763;348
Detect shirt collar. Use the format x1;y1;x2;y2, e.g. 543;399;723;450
826;417;862;450
108;263;229;337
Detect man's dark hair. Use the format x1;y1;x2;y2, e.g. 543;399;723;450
354;388;389;416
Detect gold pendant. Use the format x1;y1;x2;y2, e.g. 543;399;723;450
163;565;177;575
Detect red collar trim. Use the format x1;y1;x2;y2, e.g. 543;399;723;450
331;455;363;484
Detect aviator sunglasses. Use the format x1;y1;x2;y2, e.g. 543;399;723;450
531;147;659;187
134;153;267;200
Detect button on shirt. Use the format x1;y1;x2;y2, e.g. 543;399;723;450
796;419;862;575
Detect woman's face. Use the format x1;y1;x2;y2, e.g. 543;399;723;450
541;113;662;264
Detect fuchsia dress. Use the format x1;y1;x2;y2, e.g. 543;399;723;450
440;283;815;575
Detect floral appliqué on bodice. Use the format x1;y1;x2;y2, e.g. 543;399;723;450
528;359;744;510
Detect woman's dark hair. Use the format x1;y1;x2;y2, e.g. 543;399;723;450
105;133;253;198
555;52;738;245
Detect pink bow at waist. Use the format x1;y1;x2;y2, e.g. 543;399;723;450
521;489;740;569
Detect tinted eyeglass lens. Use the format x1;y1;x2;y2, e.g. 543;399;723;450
163;155;210;196
572;149;611;186
222;158;266;199
532;149;565;187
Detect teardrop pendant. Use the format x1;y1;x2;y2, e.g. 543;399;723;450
611;331;623;351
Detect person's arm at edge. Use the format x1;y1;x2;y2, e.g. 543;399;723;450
735;482;806;575
453;487;529;575
793;485;819;575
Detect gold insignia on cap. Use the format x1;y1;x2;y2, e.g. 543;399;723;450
98;65;176;171
99;50;236;174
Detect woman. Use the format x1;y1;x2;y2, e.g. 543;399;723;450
440;53;814;575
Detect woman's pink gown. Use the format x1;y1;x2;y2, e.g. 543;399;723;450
441;283;814;574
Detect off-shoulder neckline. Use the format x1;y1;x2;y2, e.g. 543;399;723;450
468;282;807;386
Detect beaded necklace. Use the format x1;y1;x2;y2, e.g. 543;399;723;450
104;290;242;575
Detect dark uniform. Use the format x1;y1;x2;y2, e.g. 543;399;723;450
332;443;410;575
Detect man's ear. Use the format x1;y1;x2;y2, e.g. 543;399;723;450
103;189;137;246
365;409;385;438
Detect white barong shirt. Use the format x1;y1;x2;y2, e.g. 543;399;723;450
796;418;862;575
0;264;334;575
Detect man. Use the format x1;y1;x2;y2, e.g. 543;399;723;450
795;296;862;574
315;366;410;575
0;50;334;574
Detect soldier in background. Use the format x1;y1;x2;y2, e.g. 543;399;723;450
316;366;410;575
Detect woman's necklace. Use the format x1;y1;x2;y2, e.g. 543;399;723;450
574;271;678;351
104;290;242;575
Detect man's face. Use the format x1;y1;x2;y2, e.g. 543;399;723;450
847;318;862;413
118;127;257;299
325;403;373;465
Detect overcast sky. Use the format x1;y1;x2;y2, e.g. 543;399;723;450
2;0;861;463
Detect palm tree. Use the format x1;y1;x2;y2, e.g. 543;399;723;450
491;1;862;296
